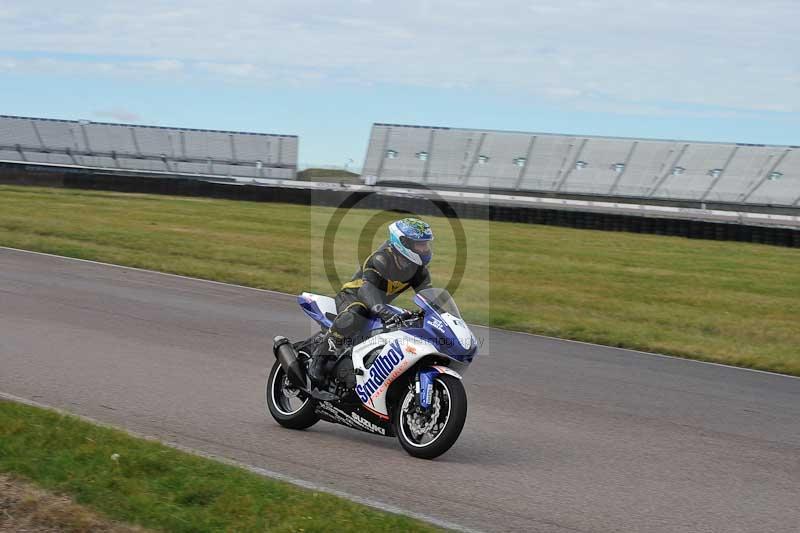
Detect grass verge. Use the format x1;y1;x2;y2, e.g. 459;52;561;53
0;400;441;533
1;185;798;375
0;473;149;532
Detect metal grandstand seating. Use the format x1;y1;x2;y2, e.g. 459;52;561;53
0;115;298;179
362;123;799;207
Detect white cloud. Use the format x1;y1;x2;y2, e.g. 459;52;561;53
197;62;261;78
0;0;797;114
132;59;184;73
0;55;189;79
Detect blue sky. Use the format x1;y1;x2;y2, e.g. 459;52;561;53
1;1;798;168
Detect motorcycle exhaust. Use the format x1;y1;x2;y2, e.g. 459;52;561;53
273;336;308;389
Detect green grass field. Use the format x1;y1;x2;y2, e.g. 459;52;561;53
1;184;799;375
0;401;440;533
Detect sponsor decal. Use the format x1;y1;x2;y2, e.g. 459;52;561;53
356;340;406;403
387;280;409;295
427;317;446;334
351;412;386;435
405;345;417;355
424;381;434;406
316;402;387;435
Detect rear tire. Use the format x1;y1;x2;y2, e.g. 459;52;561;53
393;374;467;459
266;361;318;430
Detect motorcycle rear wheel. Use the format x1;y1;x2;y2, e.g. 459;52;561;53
266;361;319;429
393;374;467;459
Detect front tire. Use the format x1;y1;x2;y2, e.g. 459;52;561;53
393;374;467;459
266;361;319;430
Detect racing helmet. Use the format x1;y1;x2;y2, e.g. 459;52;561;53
388;218;434;266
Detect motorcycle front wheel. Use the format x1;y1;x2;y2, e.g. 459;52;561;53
393;374;467;459
266;361;319;430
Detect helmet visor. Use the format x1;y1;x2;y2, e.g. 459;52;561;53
410;240;432;255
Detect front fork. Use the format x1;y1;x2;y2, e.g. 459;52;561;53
415;366;464;410
415;368;440;410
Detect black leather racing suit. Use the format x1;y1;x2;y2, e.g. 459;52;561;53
330;240;432;348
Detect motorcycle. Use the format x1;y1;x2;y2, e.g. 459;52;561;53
266;288;478;459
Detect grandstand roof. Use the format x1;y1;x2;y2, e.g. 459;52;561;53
372;123;798;149
0;114;297;138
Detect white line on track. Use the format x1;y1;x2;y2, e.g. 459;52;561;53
0;390;481;533
2;244;797;382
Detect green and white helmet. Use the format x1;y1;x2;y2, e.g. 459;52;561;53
388;218;434;265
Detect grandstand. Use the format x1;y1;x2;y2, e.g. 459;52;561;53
0;115;298;180
0;115;796;245
362;124;799;208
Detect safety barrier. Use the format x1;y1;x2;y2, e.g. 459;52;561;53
1;164;798;248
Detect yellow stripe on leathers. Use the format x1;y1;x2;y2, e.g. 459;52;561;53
386;280;409;295
341;252;378;291
341;279;365;290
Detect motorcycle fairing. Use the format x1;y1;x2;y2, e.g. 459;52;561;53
297;292;406;334
314;400;395;436
429;364;464;380
297;292;336;329
413;294;477;363
351;331;442;417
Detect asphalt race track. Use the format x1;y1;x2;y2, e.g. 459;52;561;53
1;247;799;532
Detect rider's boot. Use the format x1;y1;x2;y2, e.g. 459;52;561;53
308;331;343;387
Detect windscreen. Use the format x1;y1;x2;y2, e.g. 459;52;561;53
416;288;461;318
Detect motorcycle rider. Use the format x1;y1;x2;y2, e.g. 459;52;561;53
308;217;434;385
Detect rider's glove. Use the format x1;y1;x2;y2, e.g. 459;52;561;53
371;303;398;324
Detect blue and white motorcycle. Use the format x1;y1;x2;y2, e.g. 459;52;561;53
266;288;477;459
